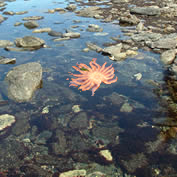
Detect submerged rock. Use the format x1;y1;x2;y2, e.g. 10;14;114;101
59;169;86;177
15;36;45;49
62;32;80;38
23;16;44;21
24;21;39;29
86;24;103;32
5;62;42;102
0;57;16;64
0;40;13;48
0;114;16;131
32;27;51;33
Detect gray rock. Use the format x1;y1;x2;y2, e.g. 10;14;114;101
76;6;101;17
3;11;15;15
86;24;103;32
24;21;39;29
0;57;16;64
0;15;5;23
160;49;177;65
0;114;16;131
119;14;140;25
62;32;80;38
130;6;161;16
32;27;51;33
48;30;62;37
5;62;42;102
149;37;177;49
86;42;103;52
0;40;13;48
69;112;89;129
65;4;77;11
22;16;44;21
15;36;45;49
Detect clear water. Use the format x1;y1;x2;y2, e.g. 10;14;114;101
0;0;177;176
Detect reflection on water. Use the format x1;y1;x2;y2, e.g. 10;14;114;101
0;0;177;176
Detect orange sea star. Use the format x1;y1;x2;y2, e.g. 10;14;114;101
68;58;118;96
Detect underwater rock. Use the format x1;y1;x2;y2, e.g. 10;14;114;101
99;149;113;162
15;36;45;49
59;169;86;177
86;24;103;32
0;114;15;131
24;21;39;29
32;27;51;33
0;57;16;64
0;40;13;48
23;16;44;21
5;62;42;102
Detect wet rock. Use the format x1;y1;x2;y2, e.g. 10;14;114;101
160;49;177;65
72;105;81;113
48;30;62;37
99;149;113;162
113;0;129;2
35;130;52;145
3;11;15;15
0;15;5;23
0;114;15;131
15;36;45;49
62;32;80;38
76;6;101;17
149;35;177;49
53;37;70;41
69;112;89;129
136;22;144;31
120;102;133;112
0;40;13;48
51;129;68;155
86;171;106;177
14;22;22;26
86;24;103;32
32;27;51;33
0;2;6;7
15;11;28;15
5;62;42;102
24;21;39;29
66;4;77;11
86;42;103;52
59;169;86;177
0;57;16;64
23;16;44;21
103;43;126;60
119;14;140;25
130;6;161;16
121;153;148;173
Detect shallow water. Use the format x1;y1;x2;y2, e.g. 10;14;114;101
0;0;177;177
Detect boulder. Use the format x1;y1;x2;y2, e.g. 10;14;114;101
5;62;42;102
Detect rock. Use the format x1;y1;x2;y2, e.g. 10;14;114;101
136;22;144;31
93;32;108;36
0;114;16;131
130;6;161;16
119;14;140;25
171;64;177;74
24;21;39;29
76;6;101;17
0;2;6;7
59;169;86;177
32;27;51;33
22;16;44;21
62;32;80;38
3;11;15;15
0;15;5;23
160;49;177;65
86;42;103;52
149;36;177;49
103;43;126;60
134;73;142;80
5;62;42;102
99;149;113;162
15;11;28;15
69;112;89;129
15;36;45;49
66;4;77;11
0;40;13;48
86;24;103;32
14;22;22;26
0;57;16;64
72;105;81;113
53;37;70;41
120;102;133;112
126;50;138;56
48;30;62;37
